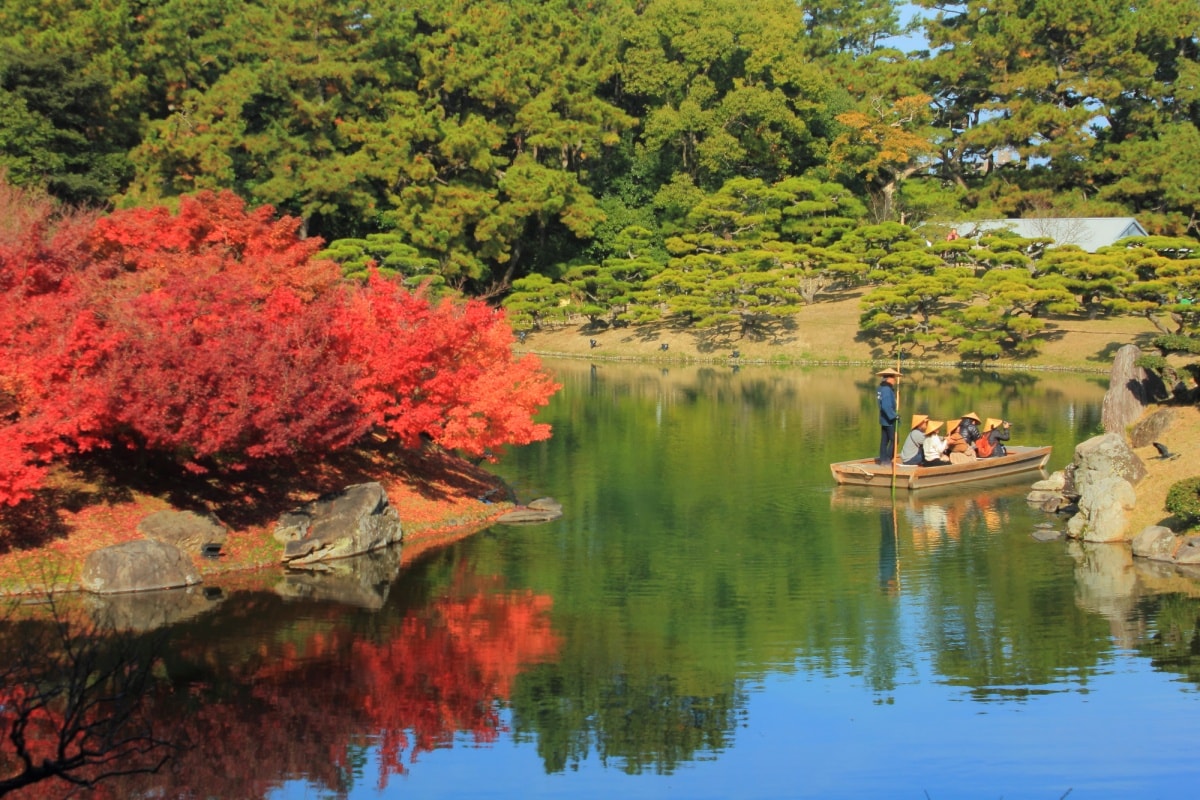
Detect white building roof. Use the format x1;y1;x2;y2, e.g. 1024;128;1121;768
951;217;1148;252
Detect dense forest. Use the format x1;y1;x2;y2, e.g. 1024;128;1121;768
2;0;1199;359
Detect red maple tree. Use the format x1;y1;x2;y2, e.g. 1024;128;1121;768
338;273;558;458
0;182;558;507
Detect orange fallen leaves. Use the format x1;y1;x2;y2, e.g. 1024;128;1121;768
0;446;512;595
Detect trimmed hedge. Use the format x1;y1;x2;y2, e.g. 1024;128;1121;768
1165;477;1200;526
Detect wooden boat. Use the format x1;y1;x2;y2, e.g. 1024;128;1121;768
829;445;1052;490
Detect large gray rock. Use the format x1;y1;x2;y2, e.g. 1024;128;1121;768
275;482;402;564
1129;407;1177;449
138;509;228;555
1067;474;1137;542
1073;433;1148;488
82;540;202;595
1101;344;1158;433
1056;434;1146;541
1131;525;1180;562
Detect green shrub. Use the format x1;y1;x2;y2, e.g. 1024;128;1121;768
1135;354;1168;372
1165;477;1200;526
1152;334;1200;355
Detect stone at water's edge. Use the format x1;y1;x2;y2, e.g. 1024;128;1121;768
1131;526;1180;562
1175;537;1200;565
138;509;228;555
495;496;563;524
1068;474;1137;542
82;539;202;594
275;482;402;564
1035;433;1147;542
1137;531;1200;567
1030;473;1067;493
1073;433;1148;488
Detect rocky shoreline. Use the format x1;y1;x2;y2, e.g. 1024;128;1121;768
0;439;566;600
1023;344;1199;568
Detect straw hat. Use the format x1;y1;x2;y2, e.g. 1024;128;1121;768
960;411;981;423
876;367;901;377
925;419;944;433
911;413;929;430
947;419;961;435
983;417;1003;432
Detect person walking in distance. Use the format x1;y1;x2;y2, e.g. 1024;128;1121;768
875;367;901;464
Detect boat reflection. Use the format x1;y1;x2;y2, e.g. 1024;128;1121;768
832;471;1038;552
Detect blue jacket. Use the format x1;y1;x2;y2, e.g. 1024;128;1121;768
876;381;897;426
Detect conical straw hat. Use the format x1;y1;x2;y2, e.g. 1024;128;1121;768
911;413;929;430
961;411;981;423
925;419;944;433
983;417;1003;432
947;419;962;435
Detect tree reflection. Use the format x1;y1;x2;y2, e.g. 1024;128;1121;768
3;565;558;799
1138;594;1200;685
510;665;743;775
0;601;173;797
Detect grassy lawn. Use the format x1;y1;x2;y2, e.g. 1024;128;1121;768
520;290;1166;372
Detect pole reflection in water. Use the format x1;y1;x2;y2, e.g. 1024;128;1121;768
878;507;899;596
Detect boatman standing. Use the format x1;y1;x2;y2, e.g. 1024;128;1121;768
875;367;901;464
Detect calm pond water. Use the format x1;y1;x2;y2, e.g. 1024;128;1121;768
6;359;1200;799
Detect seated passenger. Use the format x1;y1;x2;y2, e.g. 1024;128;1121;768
920;420;951;466
957;412;983;449
977;418;1012;458
944;419;977;464
898;414;930;465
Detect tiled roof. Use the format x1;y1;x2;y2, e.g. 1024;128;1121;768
949;218;1148;252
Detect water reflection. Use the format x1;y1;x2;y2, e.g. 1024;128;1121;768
7;361;1200;797
2;555;560;799
0;607;174;796
878;508;899;596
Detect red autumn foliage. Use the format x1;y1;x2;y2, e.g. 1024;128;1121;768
338;273;558;458
49;583;561;799
86;193;366;463
0;182;108;503
0;182;558;509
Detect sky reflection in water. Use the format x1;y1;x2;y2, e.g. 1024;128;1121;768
12;361;1200;800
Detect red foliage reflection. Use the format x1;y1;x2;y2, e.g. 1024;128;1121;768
5;584;559;799
354;590;558;788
